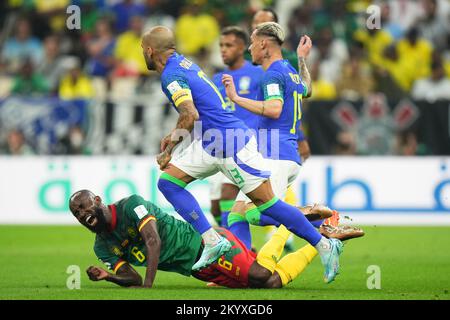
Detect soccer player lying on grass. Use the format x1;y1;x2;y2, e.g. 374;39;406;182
69;190;363;288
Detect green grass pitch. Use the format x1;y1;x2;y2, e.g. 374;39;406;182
1;225;449;300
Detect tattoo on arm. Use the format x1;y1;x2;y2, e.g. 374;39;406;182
298;57;312;98
167;100;199;154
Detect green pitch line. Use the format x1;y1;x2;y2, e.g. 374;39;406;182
0;225;449;300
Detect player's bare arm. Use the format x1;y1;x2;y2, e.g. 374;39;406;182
139;219;161;288
222;74;282;119
86;264;142;287
297;35;312;98
157;100;199;169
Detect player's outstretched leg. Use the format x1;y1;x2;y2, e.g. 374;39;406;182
157;172;231;271
247;182;343;284
227;201;252;249
248;225;316;288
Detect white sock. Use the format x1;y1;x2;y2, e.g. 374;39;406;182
201;228;220;246
314;236;331;256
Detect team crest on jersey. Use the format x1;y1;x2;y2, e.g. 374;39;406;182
238;76;251;94
179;58;192;70
127;227;137;238
111;246;123;256
289;73;300;84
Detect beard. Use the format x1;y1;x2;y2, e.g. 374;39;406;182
85;207;109;234
145;54;156;71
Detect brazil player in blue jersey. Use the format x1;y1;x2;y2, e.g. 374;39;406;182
209;26;315;245
222;22;344;283
208;26;264;229
141;26;342;283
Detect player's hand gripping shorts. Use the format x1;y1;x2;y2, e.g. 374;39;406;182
171;135;270;194
192;227;256;288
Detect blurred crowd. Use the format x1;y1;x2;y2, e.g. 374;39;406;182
0;0;449;156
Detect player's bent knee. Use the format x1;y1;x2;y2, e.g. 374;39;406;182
157;172;188;194
248;263;272;286
265;273;283;289
221;184;239;200
246;180;275;207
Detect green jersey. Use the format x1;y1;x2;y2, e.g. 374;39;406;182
94;195;203;276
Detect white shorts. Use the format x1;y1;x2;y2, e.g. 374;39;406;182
235;159;300;203
170;136;270;194
208;172;237;201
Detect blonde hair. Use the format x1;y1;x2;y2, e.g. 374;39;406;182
255;22;285;45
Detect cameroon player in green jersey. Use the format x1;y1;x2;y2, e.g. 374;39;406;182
69;190;363;288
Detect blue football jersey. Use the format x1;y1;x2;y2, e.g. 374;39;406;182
213;61;264;131
160;52;251;157
258;59;308;164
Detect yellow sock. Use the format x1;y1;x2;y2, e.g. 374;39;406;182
275;244;318;286
284;186;297;206
256;225;291;273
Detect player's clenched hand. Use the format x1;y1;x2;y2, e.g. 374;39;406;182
297;35;312;58
86;266;109;281
157;150;171;170
222;74;238;101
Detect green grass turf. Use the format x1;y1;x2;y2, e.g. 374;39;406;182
0;225;449;300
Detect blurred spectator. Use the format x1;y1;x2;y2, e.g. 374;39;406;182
206;0;250;26
388;0;424;33
445;54;450;79
412;59;450;102
34;0;70;32
396;27;432;83
380;1;404;40
287;4;314;51
110;0;148;33
309;27;349;83
318;0;359;45
35;35;68;93
11;59;50;95
58;58;94;100
417;0;450;51
353;28;393;67
0;17;44;74
336;51;374;101
114;15;148;77
5;129;35;155
309;61;337;100
334;131;356;155
373;45;414;95
175;4;219;56
55;126;91;155
85;18;116;77
79;1;106;35
142;0;176;32
395;130;428;155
